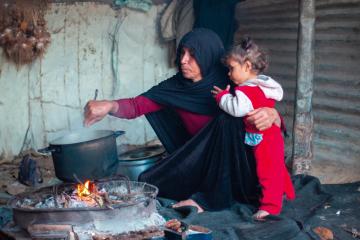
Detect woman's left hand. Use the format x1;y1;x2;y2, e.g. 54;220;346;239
246;107;280;131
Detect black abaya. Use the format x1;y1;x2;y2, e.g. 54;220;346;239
139;113;260;210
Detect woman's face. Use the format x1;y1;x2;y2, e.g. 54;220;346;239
180;47;202;82
226;58;251;85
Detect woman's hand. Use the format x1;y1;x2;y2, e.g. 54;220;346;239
83;100;119;127
246;107;280;131
211;85;230;98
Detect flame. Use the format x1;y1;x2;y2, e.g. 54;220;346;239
77;180;93;198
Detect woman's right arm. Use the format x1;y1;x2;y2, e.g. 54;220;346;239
84;96;163;127
246;107;280;131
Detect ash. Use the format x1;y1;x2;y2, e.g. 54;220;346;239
93;212;165;233
108;185;132;194
17;193;100;209
15;180;153;209
74;212;166;239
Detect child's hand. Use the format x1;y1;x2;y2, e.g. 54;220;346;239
253;210;270;220
211;85;230;97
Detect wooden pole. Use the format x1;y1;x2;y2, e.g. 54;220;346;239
292;0;316;175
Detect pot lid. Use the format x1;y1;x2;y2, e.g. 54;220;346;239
118;145;165;161
51;130;116;145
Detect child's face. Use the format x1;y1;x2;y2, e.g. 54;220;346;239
226;58;251;85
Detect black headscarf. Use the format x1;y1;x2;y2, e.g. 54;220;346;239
142;28;228;115
142;28;230;152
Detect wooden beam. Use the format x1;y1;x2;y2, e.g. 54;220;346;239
292;0;315;175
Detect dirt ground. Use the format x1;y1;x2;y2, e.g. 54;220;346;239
0;149;57;203
0;147;358;202
310;161;360;184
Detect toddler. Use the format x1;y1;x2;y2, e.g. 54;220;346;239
212;37;295;219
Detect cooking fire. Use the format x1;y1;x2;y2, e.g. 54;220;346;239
10;179;166;239
15;179;135;209
77;180;93;197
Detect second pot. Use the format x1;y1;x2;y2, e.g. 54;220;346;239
117;145;165;181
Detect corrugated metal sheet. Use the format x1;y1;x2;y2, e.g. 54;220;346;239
313;0;360;166
235;0;299;163
235;0;360;169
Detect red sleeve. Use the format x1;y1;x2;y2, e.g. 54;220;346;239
112;96;164;119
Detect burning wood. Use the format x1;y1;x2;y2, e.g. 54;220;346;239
9;180;166;238
76;180;105;208
13;180;152;210
77;180;93;198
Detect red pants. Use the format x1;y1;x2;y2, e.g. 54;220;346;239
252;126;295;214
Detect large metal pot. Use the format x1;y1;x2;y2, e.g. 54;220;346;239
117;145;165;181
39;130;125;182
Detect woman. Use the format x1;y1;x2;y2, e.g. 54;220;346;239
84;28;279;212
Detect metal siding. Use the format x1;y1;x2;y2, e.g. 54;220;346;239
235;0;299;162
235;0;360;168
314;0;360;167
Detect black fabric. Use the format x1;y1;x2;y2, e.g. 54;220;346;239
140;113;260;211
304;181;360;240
145;108;192;154
157;175;360;240
193;0;244;49
142;28;229;153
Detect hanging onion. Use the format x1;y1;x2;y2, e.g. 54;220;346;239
35;42;44;51
0;0;50;65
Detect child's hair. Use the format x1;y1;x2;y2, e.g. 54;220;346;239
223;37;269;74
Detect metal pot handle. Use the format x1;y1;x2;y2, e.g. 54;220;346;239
37;146;56;154
114;130;125;138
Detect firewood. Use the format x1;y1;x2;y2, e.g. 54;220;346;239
63;194;71;208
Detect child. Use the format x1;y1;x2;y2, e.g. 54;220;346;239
212;37;295;219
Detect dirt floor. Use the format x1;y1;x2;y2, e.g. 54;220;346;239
0;146;358;203
0;150;57;204
310;161;360;184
